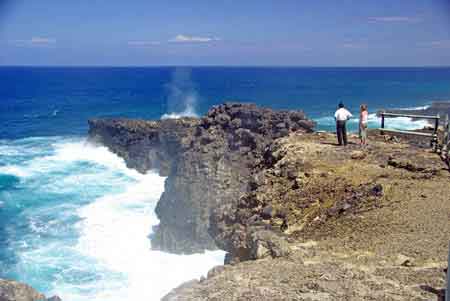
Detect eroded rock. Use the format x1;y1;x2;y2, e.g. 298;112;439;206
88;103;315;254
0;279;60;301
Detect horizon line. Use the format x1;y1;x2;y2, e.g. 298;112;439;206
1;64;450;68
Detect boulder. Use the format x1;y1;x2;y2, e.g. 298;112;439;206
249;230;291;260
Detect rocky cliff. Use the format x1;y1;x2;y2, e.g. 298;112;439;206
163;131;450;300
0;279;61;301
88;104;449;300
88;103;315;255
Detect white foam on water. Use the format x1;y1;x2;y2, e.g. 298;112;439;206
314;112;430;131
44;140;143;179
63;171;224;301
0;165;31;178
0;139;141;180
3;137;225;300
161;95;199;119
397;105;430;111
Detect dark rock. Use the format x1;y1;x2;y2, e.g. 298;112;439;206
371;184;384;197
261;205;275;220
88;103;315;255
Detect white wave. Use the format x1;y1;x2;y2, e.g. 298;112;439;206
0;165;31;178
0;137;57;157
161;95;199;119
0;145;22;156
54;171;225;301
2;136;225;300
0;138;142;180
3;136;225;300
314;112;429;131
368;114;430;130
397;105;430;111
45;140;143;179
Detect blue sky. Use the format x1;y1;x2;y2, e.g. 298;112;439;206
0;0;450;66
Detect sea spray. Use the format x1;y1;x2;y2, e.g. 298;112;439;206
161;68;200;119
0;137;225;300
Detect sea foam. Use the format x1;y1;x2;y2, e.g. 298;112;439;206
0;137;225;301
315;112;430;131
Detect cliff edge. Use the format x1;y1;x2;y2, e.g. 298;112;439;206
88;103;449;299
88;103;315;254
164;131;450;300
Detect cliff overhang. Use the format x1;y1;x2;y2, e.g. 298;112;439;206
88;103;315;256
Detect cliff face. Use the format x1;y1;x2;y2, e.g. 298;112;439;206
88;103;315;254
163;132;450;300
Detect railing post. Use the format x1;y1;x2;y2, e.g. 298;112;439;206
443;115;449;159
435;115;440;135
432;115;440;152
447;114;450;164
446;241;449;301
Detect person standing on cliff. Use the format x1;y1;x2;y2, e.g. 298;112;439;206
359;104;369;146
334;101;352;146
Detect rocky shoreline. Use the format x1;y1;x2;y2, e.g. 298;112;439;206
3;102;448;300
87;102;448;300
88;103;315;258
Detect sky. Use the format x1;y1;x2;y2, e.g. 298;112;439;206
0;0;450;66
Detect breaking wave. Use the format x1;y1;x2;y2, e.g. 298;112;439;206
314;112;430;132
0;137;224;300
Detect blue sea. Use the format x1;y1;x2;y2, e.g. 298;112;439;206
1;66;450;300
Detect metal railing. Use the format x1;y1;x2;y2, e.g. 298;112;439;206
379;112;440;151
442;114;450;165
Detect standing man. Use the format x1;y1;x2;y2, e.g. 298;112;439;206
334;101;352;146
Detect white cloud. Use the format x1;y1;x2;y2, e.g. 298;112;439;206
30;37;56;44
128;41;161;47
11;36;56;47
426;40;450;48
368;16;421;23
168;34;220;43
342;42;368;49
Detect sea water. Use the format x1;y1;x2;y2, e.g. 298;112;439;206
0;137;225;300
1;67;450;300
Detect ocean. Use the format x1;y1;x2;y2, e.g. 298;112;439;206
1;66;450;300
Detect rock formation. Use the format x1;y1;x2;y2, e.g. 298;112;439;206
0;279;61;301
163;131;450;300
88;103;315;255
88;104;450;299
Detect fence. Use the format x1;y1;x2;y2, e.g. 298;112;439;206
443;115;450;166
379;112;441;151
